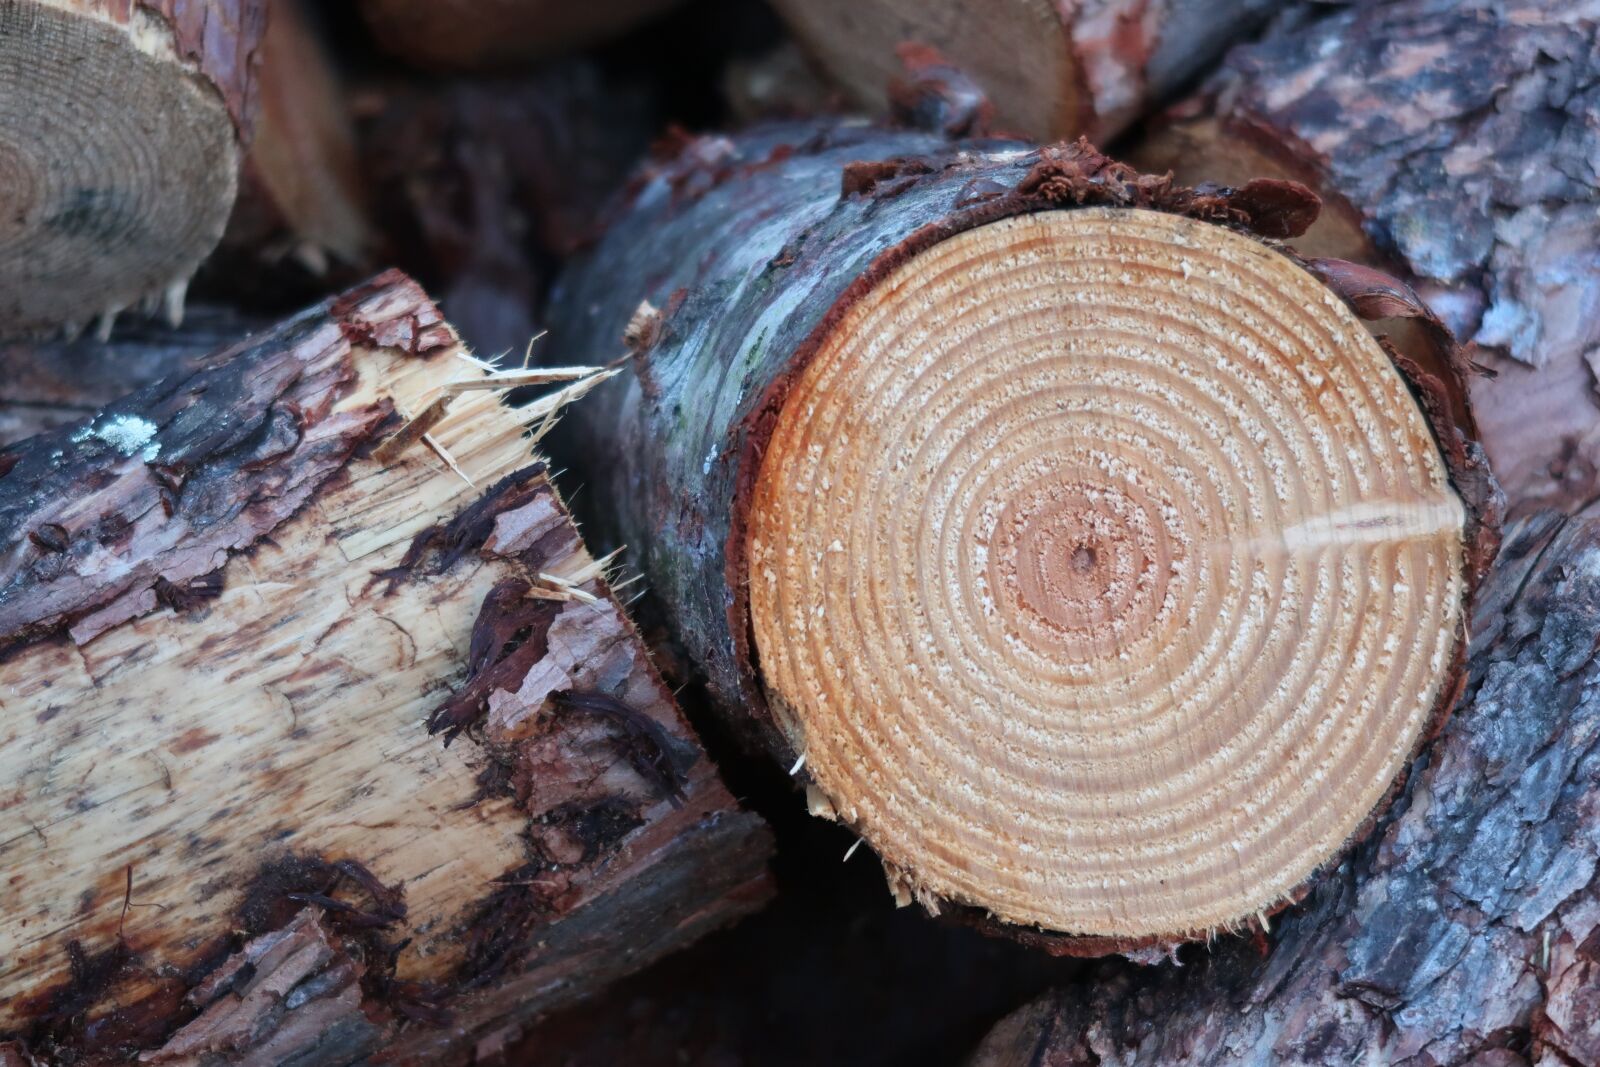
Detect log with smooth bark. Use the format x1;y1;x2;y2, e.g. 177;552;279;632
356;0;685;71
1132;0;1600;515
0;0;267;335
543;124;1499;952
0;272;772;1064
971;507;1600;1066
765;0;1278;143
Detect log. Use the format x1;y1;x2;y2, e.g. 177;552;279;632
541;123;1501;953
0;306;263;447
0;0;268;336
355;0;684;72
0;272;772;1064
970;507;1600;1066
764;0;1279;143
1131;0;1600;516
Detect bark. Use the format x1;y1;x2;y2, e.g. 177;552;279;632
540;120;1497;951
0;0;268;334
357;64;655;358
764;0;1280;143
0;306;263;447
355;0;686;71
0;272;772;1065
1132;0;1600;515
206;0;371;299
971;506;1600;1067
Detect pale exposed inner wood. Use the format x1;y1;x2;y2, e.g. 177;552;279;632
749;208;1467;939
0;338;586;1024
0;2;237;330
768;0;1077;140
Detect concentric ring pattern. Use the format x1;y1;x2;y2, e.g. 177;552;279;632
747;208;1467;939
0;5;237;328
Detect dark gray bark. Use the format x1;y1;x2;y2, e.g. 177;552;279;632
1135;0;1600;513
972;508;1600;1066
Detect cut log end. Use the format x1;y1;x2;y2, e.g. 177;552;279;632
0;2;242;334
746;207;1472;943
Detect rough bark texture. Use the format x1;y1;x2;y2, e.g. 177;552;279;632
355;0;686;71
971;507;1600;1066
358;64;655;359
541;120;1497;950
0;0;268;333
765;0;1280;142
0;272;771;1064
0;307;263;447
1133;0;1600;515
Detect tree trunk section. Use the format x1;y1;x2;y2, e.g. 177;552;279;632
0;0;268;335
971;507;1600;1066
1131;0;1600;516
0;272;772;1065
355;0;685;71
765;0;1279;143
541;122;1499;953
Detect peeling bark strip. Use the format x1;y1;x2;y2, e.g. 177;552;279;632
973;509;1600;1067
1133;0;1600;514
766;0;1280;142
543;121;1499;953
0;273;772;1063
0;0;268;335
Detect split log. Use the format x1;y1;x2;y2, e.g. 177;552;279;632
542;123;1501;953
0;272;772;1064
1132;0;1600;515
0;0;268;335
764;0;1279;143
970;507;1600;1066
355;0;684;72
0;306;262;447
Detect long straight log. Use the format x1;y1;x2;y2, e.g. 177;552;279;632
542;123;1500;954
1132;0;1600;515
972;508;1600;1066
0;0;268;335
0;272;771;1065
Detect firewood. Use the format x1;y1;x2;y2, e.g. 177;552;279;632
0;272;771;1064
0;0;268;336
764;0;1278;142
541;124;1501;953
970;508;1600;1065
1132;0;1600;515
356;0;685;71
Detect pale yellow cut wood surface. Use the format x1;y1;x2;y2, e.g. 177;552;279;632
0;335;569;1024
0;1;241;332
749;208;1467;939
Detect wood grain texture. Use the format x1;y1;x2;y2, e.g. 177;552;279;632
0;273;771;1063
1133;0;1600;515
750;208;1467;940
971;507;1600;1066
0;0;267;334
543;124;1497;950
766;0;1279;142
